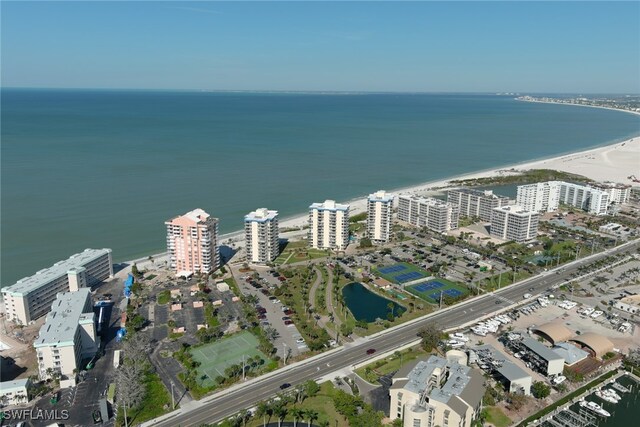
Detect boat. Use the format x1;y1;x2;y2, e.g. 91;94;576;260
595;389;618;404
604;388;622;400
452;332;469;342
579;400;611;417
611;382;630;393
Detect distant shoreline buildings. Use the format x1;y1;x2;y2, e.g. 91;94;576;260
490;205;540;243
447;189;510;222
397;194;459;233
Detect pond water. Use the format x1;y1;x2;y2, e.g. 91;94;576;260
342;282;405;322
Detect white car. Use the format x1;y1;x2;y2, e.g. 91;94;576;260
296;338;305;344
523;293;532;299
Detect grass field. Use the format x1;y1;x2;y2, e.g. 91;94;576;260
190;331;267;388
274;240;329;265
405;278;469;304
372;262;430;284
485;407;511;427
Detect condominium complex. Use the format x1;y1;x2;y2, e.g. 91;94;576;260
367;190;394;243
447;189;509;222
559;182;609;216
397;195;459;233
308;200;350;250
34;288;98;381
244;208;280;264
1;249;113;325
516;181;562;213
0;378;32;406
390;355;484;427
165;208;219;275
517;180;630;216
490;205;539;243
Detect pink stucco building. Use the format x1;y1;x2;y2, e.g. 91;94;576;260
165;208;219;275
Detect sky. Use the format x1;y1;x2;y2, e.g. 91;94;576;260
1;1;639;93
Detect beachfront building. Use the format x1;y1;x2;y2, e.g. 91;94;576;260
490;205;539;243
397;195;459;233
389;355;484;427
244;208;280;265
1;249;113;325
0;378;32;406
516;181;562;213
34;288;98;382
447;189;510;222
308;200;350;251
367;190;394;243
558;182;610;215
165;208;219;276
589;182;631;205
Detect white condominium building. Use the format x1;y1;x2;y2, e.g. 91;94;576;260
367;190;394;243
308;200;350;250
590;182;631;205
34;288;98;381
166;208;219;275
447;189;510;222
490;205;539;243
397;195;459;233
1;248;113;325
516;181;562;213
559;182;609;216
390;355;485;427
244;208;280;264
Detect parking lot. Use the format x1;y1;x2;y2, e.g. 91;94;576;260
232;266;309;359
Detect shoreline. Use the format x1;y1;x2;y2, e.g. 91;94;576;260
516;97;640;117
124;134;640;272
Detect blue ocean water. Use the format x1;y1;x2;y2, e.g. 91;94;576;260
2;89;639;286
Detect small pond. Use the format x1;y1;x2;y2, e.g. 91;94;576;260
342;282;405;322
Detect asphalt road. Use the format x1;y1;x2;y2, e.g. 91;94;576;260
147;240;639;427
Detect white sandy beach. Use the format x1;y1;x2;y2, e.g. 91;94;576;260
128;134;640;271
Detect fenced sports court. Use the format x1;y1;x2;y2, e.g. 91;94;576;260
406;279;468;304
375;262;429;284
190;331;267;387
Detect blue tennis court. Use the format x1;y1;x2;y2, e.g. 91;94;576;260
428;288;464;300
394;271;426;283
413;281;445;292
378;264;408;274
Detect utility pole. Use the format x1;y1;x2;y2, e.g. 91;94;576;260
242;354;246;381
283;343;287;366
498;272;502;290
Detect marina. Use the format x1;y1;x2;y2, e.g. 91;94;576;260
537;372;640;427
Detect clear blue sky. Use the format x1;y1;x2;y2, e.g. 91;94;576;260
2;1;639;93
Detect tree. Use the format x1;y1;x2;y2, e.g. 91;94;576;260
290;407;305;427
115;363;146;427
417;323;444;352
531;381;551;399
340;323;353;337
255;401;271;427
275;405;288;427
305;409;319;427
131;263;140;278
304;380;320;398
507;393;527;412
359;238;373;248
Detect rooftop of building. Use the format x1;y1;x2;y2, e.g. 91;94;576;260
0;378;30;392
245;208;279;222
449;188;509;199
552;342;589;365
399;194;450;206
309;200;349;211
393;355;484;414
521;337;565;362
474;344;531;381
34;288;92;348
493;205;538;215
368;190;394;202
2;249;112;297
166;208;218;225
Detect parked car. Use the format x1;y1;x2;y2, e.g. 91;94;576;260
366;348;376;355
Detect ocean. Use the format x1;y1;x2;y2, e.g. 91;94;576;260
2;89;640;286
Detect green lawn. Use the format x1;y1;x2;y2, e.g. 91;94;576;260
372;262;430;284
355;347;428;383
485;406;511;427
274;240;330;265
118;372;170;426
405;278;469;304
190;331;268;388
157;290;171;305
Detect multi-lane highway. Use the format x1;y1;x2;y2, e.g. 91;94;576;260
146;240;639;427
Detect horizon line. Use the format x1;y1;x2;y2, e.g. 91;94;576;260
2;86;640;96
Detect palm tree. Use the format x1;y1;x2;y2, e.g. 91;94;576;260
305;409;319;427
255;401;271;427
319;420;330;427
276;405;288;427
290;407;305;427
